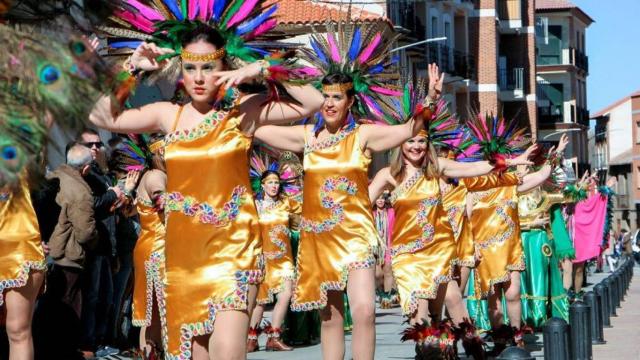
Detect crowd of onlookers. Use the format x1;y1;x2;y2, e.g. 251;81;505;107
1;129;143;359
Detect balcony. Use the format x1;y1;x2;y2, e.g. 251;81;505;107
388;2;425;40
415;43;476;80
576;106;590;127
617;194;630;209
570;47;589;73
498;67;524;91
537;47;589;72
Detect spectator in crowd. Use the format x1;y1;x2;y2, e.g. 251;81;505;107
77;129;123;358
47;143;98;317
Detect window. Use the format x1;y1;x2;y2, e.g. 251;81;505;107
444;21;451;43
637;167;640;189
537;25;563;65
538;83;564;123
636;122;640;144
431;16;438;37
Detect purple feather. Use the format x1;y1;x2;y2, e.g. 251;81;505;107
247;18;277;39
236;5;277;35
370;86;401;96
109;40;143;49
227;0;260;27
360;94;383;119
310;38;327;64
327;33;341;63
126;0;165;20
358;33;381;64
188;0;199;20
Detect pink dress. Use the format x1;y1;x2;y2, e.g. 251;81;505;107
572;192;607;263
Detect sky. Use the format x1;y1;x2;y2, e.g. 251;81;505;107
572;0;640;113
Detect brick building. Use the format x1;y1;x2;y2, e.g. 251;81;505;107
591;91;640;233
535;0;593;174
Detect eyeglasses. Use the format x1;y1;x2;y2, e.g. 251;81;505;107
80;141;104;149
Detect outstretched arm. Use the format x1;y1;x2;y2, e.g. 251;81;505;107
439;144;537;178
254;125;306;153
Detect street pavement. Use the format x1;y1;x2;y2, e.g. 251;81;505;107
98;263;639;360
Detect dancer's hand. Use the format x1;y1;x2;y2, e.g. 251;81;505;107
557;133;569;153
130;42;173;71
124;170;141;194
606;176;617;188
213;61;263;88
509;143;538;166
427;63;445;100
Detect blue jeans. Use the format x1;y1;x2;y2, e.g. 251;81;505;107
81;255;114;350
109;252;133;344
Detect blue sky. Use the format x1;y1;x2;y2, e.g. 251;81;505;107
572;0;640;113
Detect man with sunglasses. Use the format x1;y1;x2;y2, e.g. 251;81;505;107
76;129;124;357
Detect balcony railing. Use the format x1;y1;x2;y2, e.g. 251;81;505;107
539;113;564;125
570;47;589;72
537;47;589;72
576;106;590;127
498;67;524;91
617;194;630;209
497;0;522;21
417;43;476;80
388;1;425;39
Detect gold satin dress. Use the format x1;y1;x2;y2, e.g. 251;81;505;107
163;110;262;358
440;181;475;268
468;173;524;297
131;197;166;333
292;125;379;311
391;172;456;315
0;176;46;306
256;197;300;305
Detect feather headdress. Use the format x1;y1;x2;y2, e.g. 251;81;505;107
109;136;153;173
464;113;529;161
249;144;301;199
98;0;284;82
302;17;401;121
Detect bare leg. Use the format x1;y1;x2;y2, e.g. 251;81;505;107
320;291;345;360
249;305;264;329
347;268;376;360
207;285;256;360
459;267;471;296
443;280;468;324
5;270;44;360
192;335;209;360
271;280;293;329
573;262;585;293
561;259;573;290
139;296;163;353
428;283;447;322
487;284;505;328
504;272;521;328
382;262;395;293
374;264;383;291
410;299;430;325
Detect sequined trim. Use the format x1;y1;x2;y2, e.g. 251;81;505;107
304;125;356;155
256;198;280;215
300;176;357;233
480;256;526;298
264;225;290;260
446;205;463;240
475;200;517;251
164;110;227;145
291;256;376;311
390;169;424;204
403;258;457;315
470;189;496;206
132;250;165;328
165;186;246;226
257;270;296;305
0;260;47;306
168;269;263;360
391;196;439;257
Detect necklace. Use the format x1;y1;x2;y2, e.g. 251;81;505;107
304;125;356;155
390;168;424;203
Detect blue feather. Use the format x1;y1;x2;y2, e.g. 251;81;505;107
346;113;356;129
268;162;279;172
109;40;142;49
235;5;278;35
213;0;227;21
310;39;328;64
161;0;183;20
312;113;324;133
245;46;269;56
391;55;400;64
348;27;361;61
368;64;384;74
492;115;498;137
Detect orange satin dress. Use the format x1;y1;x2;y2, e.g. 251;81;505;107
131;196;166;332
292;125;379;311
163;108;262;358
439;181;475;268
391;171;456;315
256;197;300;305
468;173;524;297
0;176;46;306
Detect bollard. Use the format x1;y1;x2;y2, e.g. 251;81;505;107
616;271;624;305
594;283;611;328
543;317;571;360
583;291;606;345
603;277;617;317
569;300;592;360
610;275;620;310
497;346;535;360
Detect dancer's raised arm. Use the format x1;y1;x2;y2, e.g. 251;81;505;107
438;144;537;178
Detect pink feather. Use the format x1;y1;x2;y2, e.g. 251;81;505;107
125;0;165;20
188;0;198;20
227;0;260;27
462;144;481;159
293;67;322;77
467;121;485;141
327;33;341;63
370;86;401;96
358;33;381;64
497;118;505;136
246;19;277;39
199;0;210;20
361;94;383;118
480;114;489;134
115;9;155;33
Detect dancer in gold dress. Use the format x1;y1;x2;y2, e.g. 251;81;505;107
90;1;323;357
247;151;301;352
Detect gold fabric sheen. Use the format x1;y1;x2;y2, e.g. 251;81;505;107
256;198;301;304
467;173;524;297
292;126;379;311
0;176;46;306
439;181;475;268
131;199;166;328
163;111;262;358
391;174;456;315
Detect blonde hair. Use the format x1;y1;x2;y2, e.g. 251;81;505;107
389;141;440;183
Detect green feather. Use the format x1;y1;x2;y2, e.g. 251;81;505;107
402;85;410;118
181;0;187;16
221;0;244;29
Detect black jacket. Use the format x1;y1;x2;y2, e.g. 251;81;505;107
83;164;118;257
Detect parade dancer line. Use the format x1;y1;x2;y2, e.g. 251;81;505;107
90;1;323;357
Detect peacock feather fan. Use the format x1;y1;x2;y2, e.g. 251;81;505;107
302;18;402;121
464;113;529;161
110;136;152;173
98;0;284;82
